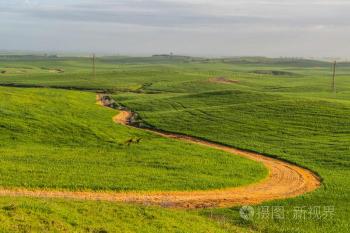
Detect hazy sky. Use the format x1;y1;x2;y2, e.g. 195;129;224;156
0;0;349;57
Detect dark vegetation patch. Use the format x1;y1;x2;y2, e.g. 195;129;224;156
252;70;296;76
219;57;331;67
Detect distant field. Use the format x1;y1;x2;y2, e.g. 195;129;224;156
0;55;349;232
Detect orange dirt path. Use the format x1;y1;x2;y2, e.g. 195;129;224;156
0;95;321;209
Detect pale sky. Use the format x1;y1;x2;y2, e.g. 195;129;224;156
0;0;349;57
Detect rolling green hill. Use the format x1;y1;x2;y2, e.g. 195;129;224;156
0;56;349;232
0;87;266;191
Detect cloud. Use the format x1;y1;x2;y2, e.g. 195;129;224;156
0;0;349;57
3;0;349;28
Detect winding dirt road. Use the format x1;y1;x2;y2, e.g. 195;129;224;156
111;110;320;208
0;96;320;209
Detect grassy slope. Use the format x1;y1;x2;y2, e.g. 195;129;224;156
0;197;250;233
1;56;350;232
0;86;266;191
117;83;350;232
0;57;207;91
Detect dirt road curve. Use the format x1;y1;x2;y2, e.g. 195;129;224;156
0;96;320;209
111;110;320;208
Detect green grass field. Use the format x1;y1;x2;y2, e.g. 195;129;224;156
0;87;266;191
0;55;349;232
0;197;251;233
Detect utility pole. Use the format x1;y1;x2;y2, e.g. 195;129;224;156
332;60;337;93
92;53;96;79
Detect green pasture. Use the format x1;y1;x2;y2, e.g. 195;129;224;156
0;197;252;233
0;55;349;232
0;87;265;191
